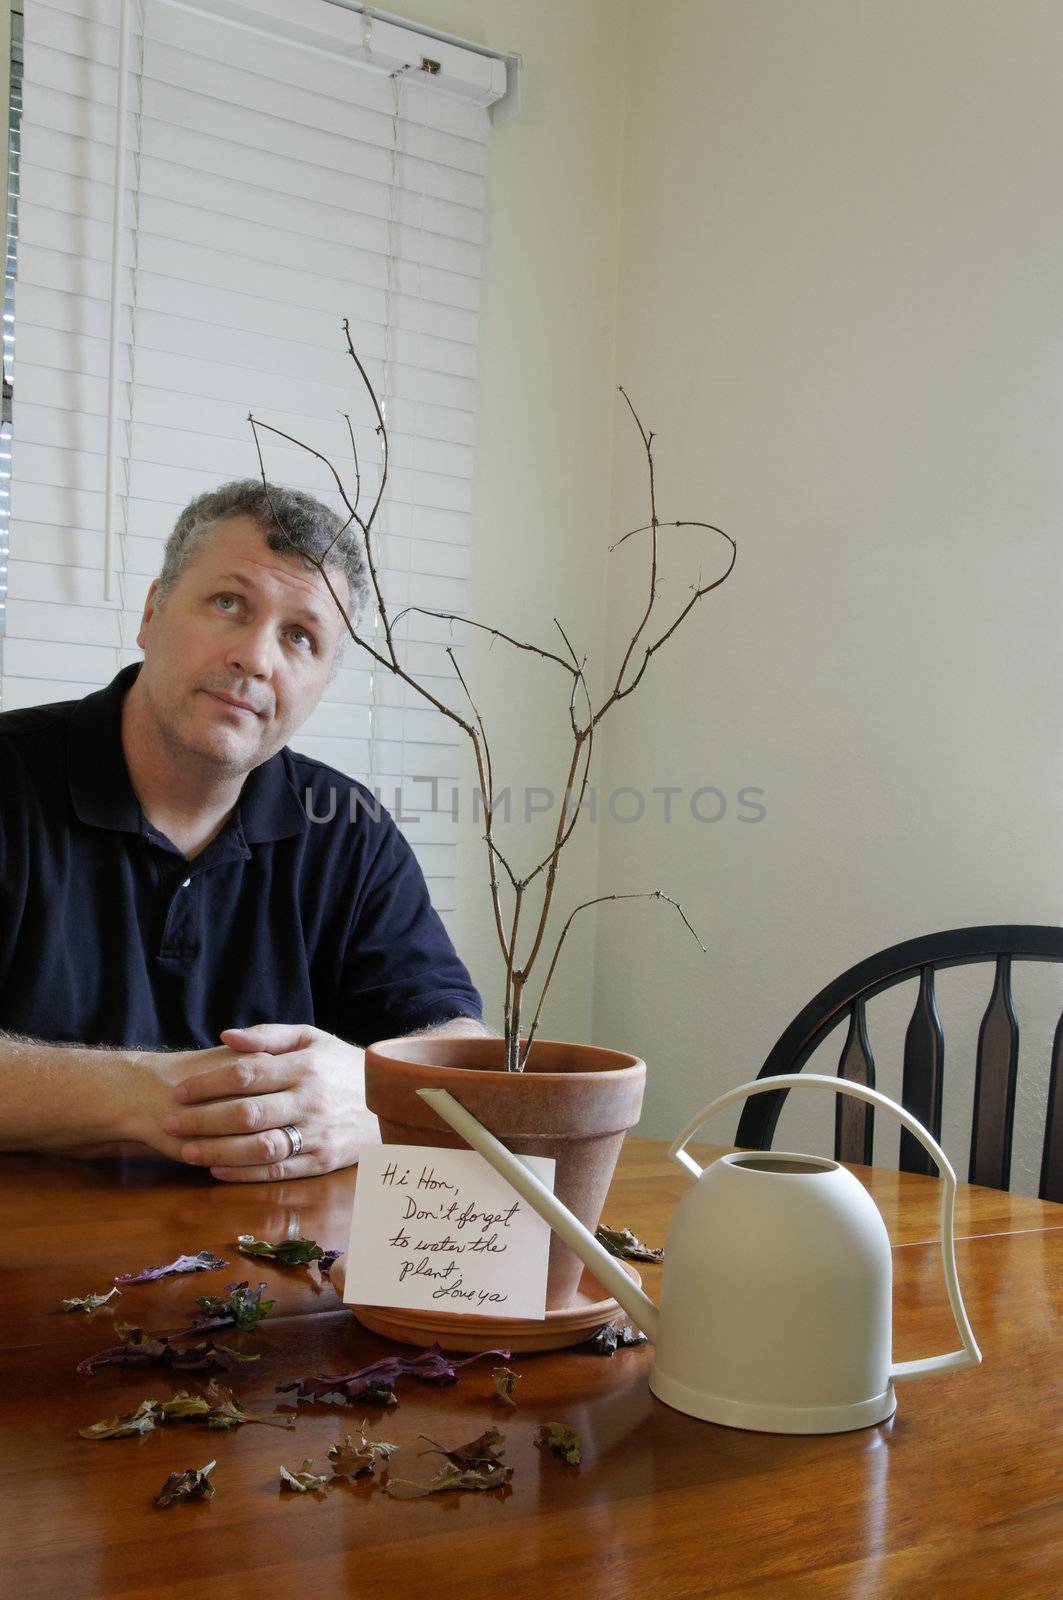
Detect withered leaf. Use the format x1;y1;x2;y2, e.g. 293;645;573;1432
158;1390;211;1422
202;1380;294;1431
117;1252;228;1285
586;1321;649;1357
594;1224;664;1263
193;1281;274;1333
491;1365;521;1407
117;1321;154;1345
317;1250;342;1280
279;1458;330;1494
327;1425;397;1478
420;1426;507;1472
61;1287;121;1313
383;1459;511;1498
79;1399;160;1440
169;1343;259;1374
77;1329;259;1377
408;1426;513;1494
278;1344;509;1406
77;1323;170;1373
80;1385;289;1441
237;1234;333;1267
155;1459;216;1508
535;1422;582;1465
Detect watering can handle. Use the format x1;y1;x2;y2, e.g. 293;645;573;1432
669;1072;981;1382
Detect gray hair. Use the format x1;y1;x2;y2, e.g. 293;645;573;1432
157;481;371;642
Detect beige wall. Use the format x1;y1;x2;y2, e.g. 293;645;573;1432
594;0;1063;1190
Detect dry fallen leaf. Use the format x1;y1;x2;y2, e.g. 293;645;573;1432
79;1384;292;1442
535;1423;582;1465
117;1252;228;1285
327;1424;398;1478
79;1399;160;1441
77;1324;259;1376
278;1344;509;1406
279;1458;330;1494
594;1225;664;1263
202;1380;294;1432
491;1365;521;1407
585;1321;648;1356
394;1425;513;1494
237;1234;336;1267
61;1287;121;1313
383;1458;511;1498
155;1459;216;1508
193;1281;274;1333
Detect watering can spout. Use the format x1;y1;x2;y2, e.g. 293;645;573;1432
416;1086;661;1341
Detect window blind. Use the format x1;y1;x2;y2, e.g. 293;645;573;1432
5;0;504;915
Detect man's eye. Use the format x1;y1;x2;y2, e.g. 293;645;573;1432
288;628;314;651
214;593;239;612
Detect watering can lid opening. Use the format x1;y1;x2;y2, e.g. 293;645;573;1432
725;1152;839;1176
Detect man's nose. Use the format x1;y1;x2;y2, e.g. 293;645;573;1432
225;622;276;678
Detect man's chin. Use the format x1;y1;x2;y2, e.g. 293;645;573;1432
176;725;266;776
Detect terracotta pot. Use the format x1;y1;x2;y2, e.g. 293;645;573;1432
363;1037;646;1310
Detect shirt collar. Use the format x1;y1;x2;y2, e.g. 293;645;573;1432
68;664;308;846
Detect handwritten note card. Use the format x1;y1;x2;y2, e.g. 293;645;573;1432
343;1144;556;1320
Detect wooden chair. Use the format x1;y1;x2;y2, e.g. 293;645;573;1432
734;926;1063;1202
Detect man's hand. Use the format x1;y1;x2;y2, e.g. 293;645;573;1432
162;1023;377;1182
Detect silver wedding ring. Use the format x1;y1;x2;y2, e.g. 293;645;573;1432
280;1124;303;1158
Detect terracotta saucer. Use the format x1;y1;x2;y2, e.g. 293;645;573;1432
341;1260;643;1354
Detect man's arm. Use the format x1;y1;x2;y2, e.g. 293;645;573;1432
0;1017;490;1168
408;1016;494;1040
162;1015;493;1183
0;1031;228;1157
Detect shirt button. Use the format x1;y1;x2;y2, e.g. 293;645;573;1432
181;878;191;888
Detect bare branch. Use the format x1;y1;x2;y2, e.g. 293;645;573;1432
446;644;517;936
249;413;362;533
607;388;661;706
518;620;594;895
390;607;578;676
486;833;520;894
249;410;400;666
343;321;389;533
592;526;737;723
520;891;706;1068
341;411;362;513
610;518;732;554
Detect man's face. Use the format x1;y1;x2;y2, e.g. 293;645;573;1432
134;514;348;776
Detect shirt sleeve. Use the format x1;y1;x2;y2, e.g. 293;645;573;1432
336;803;482;1046
0;736;28;1002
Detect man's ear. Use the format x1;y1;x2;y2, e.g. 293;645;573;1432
136;579;161;650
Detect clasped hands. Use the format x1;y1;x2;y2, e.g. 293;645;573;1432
161;1023;377;1183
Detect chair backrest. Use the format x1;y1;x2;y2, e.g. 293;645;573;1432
733;926;1063;1202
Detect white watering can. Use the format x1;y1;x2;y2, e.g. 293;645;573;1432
418;1074;982;1434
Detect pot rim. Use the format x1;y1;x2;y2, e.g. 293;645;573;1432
365;1035;646;1082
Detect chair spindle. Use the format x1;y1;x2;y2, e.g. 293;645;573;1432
1041;1012;1063;1203
899;966;944;1177
970;957;1019;1189
834;998;875;1165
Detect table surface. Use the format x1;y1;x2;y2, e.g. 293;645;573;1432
2;1141;1061;1600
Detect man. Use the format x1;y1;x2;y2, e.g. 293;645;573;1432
0;480;486;1179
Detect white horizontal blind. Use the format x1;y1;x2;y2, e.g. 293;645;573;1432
5;0;494;914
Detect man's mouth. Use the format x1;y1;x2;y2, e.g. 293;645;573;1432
203;689;264;717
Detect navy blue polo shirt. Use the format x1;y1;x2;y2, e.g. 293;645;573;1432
0;665;481;1050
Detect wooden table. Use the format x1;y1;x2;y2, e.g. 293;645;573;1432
2;1141;1061;1599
